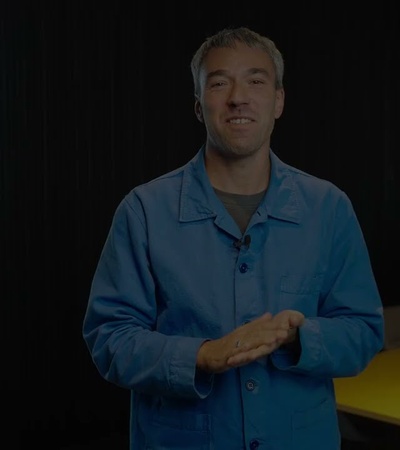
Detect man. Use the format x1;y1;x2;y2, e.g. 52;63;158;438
83;27;384;449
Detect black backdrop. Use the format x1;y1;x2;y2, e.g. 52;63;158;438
2;1;399;449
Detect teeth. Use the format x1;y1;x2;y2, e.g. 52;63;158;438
229;118;251;124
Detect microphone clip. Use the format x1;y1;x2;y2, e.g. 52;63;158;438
233;234;251;249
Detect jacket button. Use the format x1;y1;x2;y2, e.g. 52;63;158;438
250;439;260;449
245;379;256;391
239;263;248;273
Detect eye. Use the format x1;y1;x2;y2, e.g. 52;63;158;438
209;80;228;89
250;79;265;85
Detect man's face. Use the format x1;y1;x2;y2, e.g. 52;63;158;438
195;42;284;159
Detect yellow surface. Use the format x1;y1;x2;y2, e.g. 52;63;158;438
333;348;400;425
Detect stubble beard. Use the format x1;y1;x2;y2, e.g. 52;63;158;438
209;133;262;161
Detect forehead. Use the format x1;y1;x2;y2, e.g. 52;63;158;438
201;42;275;76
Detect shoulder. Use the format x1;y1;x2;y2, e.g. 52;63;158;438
122;163;187;209
269;151;357;227
272;151;349;202
123;147;205;208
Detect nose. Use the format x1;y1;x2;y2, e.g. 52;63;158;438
227;81;249;107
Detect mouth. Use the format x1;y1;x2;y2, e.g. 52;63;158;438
227;117;254;124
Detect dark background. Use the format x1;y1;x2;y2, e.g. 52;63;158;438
2;1;399;449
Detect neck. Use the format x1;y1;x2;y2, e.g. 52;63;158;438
205;146;271;195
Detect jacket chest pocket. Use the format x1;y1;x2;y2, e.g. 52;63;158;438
279;274;323;315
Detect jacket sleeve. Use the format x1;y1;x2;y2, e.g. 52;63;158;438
271;192;385;377
82;195;213;398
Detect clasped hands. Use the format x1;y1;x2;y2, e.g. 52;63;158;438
196;310;305;373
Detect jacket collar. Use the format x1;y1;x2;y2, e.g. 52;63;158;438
179;145;302;226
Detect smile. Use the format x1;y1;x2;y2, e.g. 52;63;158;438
228;118;252;124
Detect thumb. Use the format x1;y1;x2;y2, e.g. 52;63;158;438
288;311;305;328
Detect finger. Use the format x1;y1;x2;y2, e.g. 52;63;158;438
227;343;279;366
288;313;305;328
230;328;287;356
274;310;304;329
259;311;273;321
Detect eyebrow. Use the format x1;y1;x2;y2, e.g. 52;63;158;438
206;67;272;80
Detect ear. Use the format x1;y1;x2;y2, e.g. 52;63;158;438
194;98;204;123
274;88;285;119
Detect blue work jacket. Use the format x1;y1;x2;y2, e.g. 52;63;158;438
83;146;384;450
